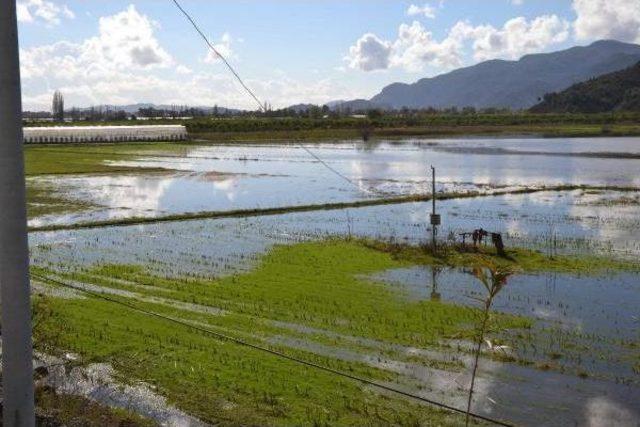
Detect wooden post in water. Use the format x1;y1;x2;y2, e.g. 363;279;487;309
430;166;440;252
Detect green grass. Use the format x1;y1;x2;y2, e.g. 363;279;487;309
191;128;363;142
44;240;529;348
24;142;194;175
192;123;640;142
25;112;640;143
183;112;640;133
37;296;477;426
33;239;531;425
33;237;637;424
363;239;640;274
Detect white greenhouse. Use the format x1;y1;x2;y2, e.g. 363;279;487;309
23;125;188;143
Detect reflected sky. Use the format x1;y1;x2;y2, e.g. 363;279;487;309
30;190;640;284
28;137;640;426
30;189;640;426
29;137;640;226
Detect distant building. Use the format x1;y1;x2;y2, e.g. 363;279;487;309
23;125;188;143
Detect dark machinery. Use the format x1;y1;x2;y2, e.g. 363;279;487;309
459;228;506;256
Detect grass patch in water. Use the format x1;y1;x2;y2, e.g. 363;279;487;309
24;142;192;175
74;240;530;346
37;296;461;426
26;180;97;219
33;239;530;425
24;142;194;220
362;239;640;274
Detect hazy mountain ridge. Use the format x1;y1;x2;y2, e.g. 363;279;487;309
366;40;640;110
36;40;640;115
531;61;640;113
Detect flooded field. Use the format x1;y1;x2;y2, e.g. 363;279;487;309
28;137;640;226
28;137;640;426
31;189;640;275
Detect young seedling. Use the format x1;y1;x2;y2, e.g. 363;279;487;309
465;259;519;427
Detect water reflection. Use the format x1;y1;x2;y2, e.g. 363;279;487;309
430;266;441;302
30;137;640;227
375;264;640;425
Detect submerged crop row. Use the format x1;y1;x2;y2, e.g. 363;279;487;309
31;240;527;425
30;238;640;425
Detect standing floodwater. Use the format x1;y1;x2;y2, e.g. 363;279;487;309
27;137;640;227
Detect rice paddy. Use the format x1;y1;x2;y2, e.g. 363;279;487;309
26;137;640;426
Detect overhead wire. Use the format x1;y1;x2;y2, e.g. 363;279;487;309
170;0;265;112
26;5;635;425
27;4;538;425
30;271;513;427
297;144;387;197
168;0;390;198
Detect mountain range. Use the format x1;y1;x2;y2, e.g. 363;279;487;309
45;40;640;115
332;40;640;111
531;60;640;113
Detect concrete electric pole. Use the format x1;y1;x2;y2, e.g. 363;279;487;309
0;1;36;425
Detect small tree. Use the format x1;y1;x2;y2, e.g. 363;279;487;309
52;90;64;122
465;259;518;426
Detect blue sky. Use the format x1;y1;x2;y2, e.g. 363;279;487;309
16;0;640;110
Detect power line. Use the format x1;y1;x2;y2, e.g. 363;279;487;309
31;271;513;427
167;0;390;198
34;146;395;196
170;0;265;112
297;144;388;197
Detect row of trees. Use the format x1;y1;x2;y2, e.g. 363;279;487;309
24;92;239;122
22;90;640;124
29;90;518;123
52;90;64;122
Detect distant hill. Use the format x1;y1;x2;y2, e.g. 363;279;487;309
68;103;240;115
328;99;385;112
530;61;640;113
285;103;318;113
366;40;640;110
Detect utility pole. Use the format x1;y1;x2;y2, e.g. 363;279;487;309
430;166;440;251
0;1;36;425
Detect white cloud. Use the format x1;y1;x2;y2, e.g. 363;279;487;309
20;5;178;108
20;6;361;110
511;0;524;5
346;22;465;73
176;65;193;75
407;3;436;19
391;21;465;71
459;15;570;61
17;0;74;26
204;32;235;63
92;5;172;68
22;68;361;111
573;0;640;43
346;14;569;72
21;5;172;84
17;3;34;23
346;33;392;71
